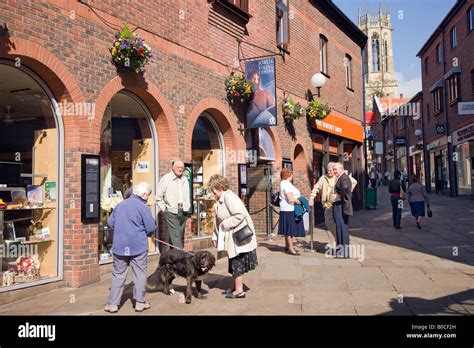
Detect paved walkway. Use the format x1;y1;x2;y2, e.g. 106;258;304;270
1;188;473;315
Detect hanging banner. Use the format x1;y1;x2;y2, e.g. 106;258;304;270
245;57;277;128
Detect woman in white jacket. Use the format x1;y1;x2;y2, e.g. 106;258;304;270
210;175;258;299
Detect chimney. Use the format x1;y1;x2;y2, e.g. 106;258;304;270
400;93;403;99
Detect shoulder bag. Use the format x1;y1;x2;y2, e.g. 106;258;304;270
233;216;254;245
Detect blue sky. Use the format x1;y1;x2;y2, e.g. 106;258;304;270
333;0;456;98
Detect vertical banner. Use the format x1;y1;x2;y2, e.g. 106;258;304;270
245;57;277;129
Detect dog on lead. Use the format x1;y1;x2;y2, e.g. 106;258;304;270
146;249;216;304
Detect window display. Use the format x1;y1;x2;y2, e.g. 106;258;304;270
0;63;59;290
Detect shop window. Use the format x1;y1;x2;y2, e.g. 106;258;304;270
456;142;472;195
276;0;290;52
450;26;457;48
320;35;328;75
99;92;157;263
190;113;224;238
0;62;60;289
345;54;353;90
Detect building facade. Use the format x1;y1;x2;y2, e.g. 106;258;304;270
417;0;474;196
0;0;366;302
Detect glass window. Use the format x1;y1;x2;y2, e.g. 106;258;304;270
448;74;460;103
191;114;224;238
99;92;157;262
468;6;474;31
276;0;290;51
436;43;442;63
450;26;457;48
0;63;59;289
424;57;429;75
320;35;328;74
456;142;472;195
345;54;352;89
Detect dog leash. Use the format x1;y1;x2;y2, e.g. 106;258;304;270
150;236;192;255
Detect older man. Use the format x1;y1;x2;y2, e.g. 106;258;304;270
332;163;356;258
105;182;156;313
156;160;191;249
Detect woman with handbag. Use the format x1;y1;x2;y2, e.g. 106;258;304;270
407;175;430;229
209;174;258;299
388;170;406;230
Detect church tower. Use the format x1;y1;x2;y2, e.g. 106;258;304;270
359;4;399;109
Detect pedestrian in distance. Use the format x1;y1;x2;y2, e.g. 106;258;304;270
406;175;430;229
388;170;406;230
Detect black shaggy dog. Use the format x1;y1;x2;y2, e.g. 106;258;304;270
146;249;216;304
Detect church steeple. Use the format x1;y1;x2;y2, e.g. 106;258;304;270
358;2;399;108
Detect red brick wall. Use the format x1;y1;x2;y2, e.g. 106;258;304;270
0;0;364;289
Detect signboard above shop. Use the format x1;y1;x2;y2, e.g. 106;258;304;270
458;102;474;115
312;112;364;143
395;137;406;146
453;123;474;145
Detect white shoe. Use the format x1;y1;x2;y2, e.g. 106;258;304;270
104;304;118;313
135;301;151;312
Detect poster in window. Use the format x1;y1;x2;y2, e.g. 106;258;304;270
81;154;101;223
238;164;247;186
282;160;293;170
183;163;194;214
245;57;277;129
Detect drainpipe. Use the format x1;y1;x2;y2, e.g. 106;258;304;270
420;93;430;192
362;47;369;189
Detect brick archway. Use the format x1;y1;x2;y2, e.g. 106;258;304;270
292;142;311;192
93;76;179;173
185;98;244;185
263;127;283;172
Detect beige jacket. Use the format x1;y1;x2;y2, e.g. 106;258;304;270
310;175;337;208
156;171;191;214
212;190;257;259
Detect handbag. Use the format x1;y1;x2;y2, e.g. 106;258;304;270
399;186;406;200
271;191;281;207
427;204;433;218
233;216;254;244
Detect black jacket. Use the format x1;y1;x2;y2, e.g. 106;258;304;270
388;178;406;194
335;173;353;216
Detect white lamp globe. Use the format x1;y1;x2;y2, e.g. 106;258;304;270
311;73;327;88
414;129;422;136
387;140;393;145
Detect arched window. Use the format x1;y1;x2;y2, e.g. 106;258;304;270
371;33;380;72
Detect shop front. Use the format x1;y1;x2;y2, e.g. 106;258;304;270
427;138;450;194
409;142;425;184
453;123;474;196
0;60;63;291
311;112;365;210
396;146;408;177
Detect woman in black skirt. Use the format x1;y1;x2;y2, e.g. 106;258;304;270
210;175;258;299
279;168;304;255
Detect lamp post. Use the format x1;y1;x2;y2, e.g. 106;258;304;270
310;73;327;98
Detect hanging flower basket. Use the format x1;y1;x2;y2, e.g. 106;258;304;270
224;73;254;104
282;97;304;120
306;97;331;120
110;24;152;74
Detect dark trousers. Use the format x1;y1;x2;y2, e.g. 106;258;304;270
391;196;402;228
332;202;350;258
164;208;187;249
370;179;377;188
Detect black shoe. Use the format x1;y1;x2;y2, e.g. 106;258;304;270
225;291;246;299
286;250;300;256
416;222;421;229
395;227;402;230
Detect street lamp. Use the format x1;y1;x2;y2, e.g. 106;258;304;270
311;73;327;98
387;140;393;146
414;129;422;138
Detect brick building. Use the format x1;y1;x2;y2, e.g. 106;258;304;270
0;0;366;302
417;0;474;196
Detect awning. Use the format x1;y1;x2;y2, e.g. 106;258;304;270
312;113;364;143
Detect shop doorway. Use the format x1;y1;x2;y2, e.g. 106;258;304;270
434;154;449;193
190;112;224;240
0;60;63;291
98;91;158;263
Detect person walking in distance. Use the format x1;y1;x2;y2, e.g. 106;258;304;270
156;160;191;249
407;175;430;229
388;170;406;230
332;163;354;258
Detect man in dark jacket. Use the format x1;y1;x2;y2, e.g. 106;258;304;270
332;162;353;258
